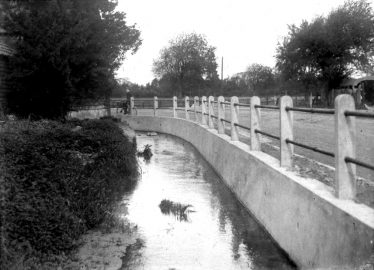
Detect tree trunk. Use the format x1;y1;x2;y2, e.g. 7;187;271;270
177;81;183;98
105;95;111;116
309;91;313;108
322;87;330;107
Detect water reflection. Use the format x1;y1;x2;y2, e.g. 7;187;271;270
123;132;297;269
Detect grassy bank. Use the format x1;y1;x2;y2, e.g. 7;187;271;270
0;119;139;269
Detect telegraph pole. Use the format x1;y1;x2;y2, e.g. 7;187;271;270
220;57;224;95
221;57;223;81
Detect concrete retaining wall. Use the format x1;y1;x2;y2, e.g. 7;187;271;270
122;115;374;270
69;109;374;269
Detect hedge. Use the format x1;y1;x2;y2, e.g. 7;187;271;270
0;119;138;268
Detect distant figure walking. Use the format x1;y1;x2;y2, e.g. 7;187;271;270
126;89;132;114
124;89;131;114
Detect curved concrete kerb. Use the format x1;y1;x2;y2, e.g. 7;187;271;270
123;115;374;270
69;94;374;269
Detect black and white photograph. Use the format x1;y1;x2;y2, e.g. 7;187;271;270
1;0;374;269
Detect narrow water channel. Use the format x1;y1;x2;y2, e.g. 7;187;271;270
123;132;296;269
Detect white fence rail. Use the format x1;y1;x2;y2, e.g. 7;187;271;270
129;95;374;201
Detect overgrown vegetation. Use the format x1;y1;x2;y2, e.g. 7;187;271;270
0;119;139;269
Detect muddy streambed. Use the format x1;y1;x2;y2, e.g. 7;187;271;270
78;132;297;269
125;132;296;269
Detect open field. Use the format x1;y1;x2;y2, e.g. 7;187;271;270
235;108;374;181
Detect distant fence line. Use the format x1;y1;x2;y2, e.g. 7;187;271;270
71;95;319;111
110;95;318;108
127;95;374;201
70;94;374;200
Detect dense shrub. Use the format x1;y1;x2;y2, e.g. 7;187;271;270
0;119;138;268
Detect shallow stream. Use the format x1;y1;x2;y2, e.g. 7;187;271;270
123;132;297;269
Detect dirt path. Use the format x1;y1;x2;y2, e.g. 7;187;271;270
76;202;143;270
75;122;142;270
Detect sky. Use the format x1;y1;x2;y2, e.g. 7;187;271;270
116;0;373;85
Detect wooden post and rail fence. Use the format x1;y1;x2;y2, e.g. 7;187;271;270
73;94;374;202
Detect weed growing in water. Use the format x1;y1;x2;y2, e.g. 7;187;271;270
159;199;194;222
137;144;153;161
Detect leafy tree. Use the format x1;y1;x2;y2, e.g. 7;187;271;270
276;18;324;96
4;0;141;119
243;63;274;95
276;0;374;104
153;33;219;97
218;76;247;97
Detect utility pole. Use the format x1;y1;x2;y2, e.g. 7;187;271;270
221;57;223;81
220;57;224;96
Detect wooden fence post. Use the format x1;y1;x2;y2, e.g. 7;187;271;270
335;94;356;199
173;96;177;118
201;96;207;125
231;96;239;141
250;96;261;150
217;96;225;134
194;96;199;122
185;96;190;120
280;96;294;167
154;96;158;116
130;97;134;115
208;96;215;129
